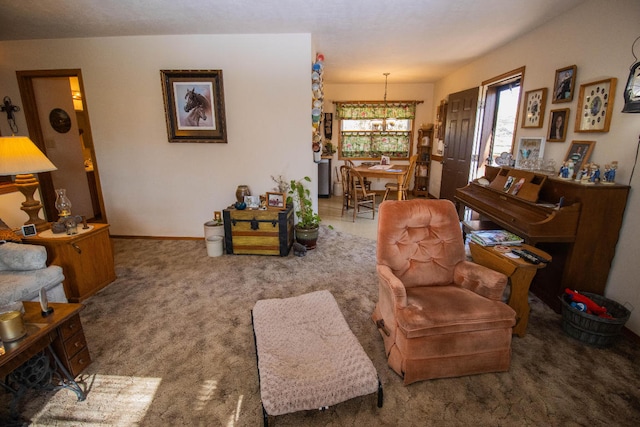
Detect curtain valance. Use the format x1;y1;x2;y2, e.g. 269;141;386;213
334;102;418;120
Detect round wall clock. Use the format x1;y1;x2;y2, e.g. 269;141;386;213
49;108;72;133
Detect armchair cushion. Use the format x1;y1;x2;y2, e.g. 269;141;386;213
399;285;516;338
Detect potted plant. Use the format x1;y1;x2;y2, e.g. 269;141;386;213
287;176;321;249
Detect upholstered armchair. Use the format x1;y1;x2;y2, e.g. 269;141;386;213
371;199;516;384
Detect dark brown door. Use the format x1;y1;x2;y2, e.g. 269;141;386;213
440;87;479;206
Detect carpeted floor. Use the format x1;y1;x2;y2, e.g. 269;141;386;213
2;225;640;426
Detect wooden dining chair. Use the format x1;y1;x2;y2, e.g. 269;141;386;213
346;159;371;191
351;168;376;221
382;154;418;201
339;165;353;216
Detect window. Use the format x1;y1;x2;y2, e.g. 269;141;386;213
335;102;418;160
491;83;521;163
475;67;525;177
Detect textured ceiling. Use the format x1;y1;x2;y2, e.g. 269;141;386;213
0;0;586;83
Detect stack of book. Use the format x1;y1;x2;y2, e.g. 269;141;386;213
469;229;524;246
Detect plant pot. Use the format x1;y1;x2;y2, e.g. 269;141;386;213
295;225;319;250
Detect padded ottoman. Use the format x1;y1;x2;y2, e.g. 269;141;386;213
252;290;381;426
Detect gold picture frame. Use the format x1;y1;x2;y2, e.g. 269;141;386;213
563;140;595;177
266;192;286;209
547;108;570;142
160;69;227;143
575;78;617;133
552;65;577;103
521;88;547;128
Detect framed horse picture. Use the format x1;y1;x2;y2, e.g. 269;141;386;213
160;70;227;143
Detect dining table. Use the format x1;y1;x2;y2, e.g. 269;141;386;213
351;164;409;200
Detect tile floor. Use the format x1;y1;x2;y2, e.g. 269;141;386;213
318;194;379;240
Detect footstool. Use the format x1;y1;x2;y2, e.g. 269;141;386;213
251;290;382;426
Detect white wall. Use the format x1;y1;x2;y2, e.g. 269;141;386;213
0;34;314;237
432;0;640;334
323;82;434;189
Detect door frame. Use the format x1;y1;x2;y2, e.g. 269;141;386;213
16;69;106;223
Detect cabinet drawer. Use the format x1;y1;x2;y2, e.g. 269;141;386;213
63;330;88;359
59;314;83;340
67;346;92;378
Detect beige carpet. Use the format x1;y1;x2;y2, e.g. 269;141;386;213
2;225;639;426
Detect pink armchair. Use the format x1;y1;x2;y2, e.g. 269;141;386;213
371;199;516;384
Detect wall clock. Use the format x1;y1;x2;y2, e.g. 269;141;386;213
575;78;617;132
521;88;547;128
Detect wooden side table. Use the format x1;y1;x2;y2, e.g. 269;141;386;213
469;242;551;337
23;223;116;302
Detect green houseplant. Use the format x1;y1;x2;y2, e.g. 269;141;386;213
287;176;321;249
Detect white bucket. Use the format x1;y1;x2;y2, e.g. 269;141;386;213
206;235;224;257
204;221;225;248
333;182;343;196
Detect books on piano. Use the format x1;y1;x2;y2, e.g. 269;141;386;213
470;229;524;246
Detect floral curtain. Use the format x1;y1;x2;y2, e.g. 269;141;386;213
335;102;416;120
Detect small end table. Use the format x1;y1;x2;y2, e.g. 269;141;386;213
469;241;551;337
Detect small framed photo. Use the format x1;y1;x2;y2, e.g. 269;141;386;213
575;78;617;133
521;88;547;128
213;211;222;222
244;195;260;209
266;192;286;209
21;224;37;237
552;65;577;103
564;140;595;176
515;137;546;169
547;108;570;142
160;69;227;143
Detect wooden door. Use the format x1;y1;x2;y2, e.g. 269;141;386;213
440;87;479;206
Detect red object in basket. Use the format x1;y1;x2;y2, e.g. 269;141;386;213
564;288;612;318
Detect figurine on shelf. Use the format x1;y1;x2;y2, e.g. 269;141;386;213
587;163;600;184
602;161;618;184
558;161;570;179
567;160;574;180
576;163;589;183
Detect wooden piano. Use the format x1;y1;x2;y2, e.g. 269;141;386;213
456;166;630;312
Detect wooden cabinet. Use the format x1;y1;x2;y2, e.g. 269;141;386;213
23;223;116;302
413;126;433;197
51;313;92;377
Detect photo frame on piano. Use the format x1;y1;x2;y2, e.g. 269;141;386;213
515;137;545;169
563;140;595;178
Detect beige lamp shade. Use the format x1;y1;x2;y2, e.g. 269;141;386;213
0;136;57;176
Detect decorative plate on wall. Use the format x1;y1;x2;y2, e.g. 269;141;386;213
49;108;71;133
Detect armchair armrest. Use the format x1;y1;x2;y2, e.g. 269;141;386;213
376;264;408;308
0;243;48;271
453;260;508;301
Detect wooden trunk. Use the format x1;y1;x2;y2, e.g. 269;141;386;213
223;205;294;256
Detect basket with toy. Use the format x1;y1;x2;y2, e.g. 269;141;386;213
560;289;631;348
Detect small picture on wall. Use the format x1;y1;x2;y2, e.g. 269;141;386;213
547;108;570;142
553;65;577;103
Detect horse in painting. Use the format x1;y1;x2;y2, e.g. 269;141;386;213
184;88;210;127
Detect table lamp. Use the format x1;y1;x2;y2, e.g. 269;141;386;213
0;135;57;231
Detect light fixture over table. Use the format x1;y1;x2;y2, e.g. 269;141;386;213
0;136;57;231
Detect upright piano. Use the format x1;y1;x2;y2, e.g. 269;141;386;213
456;166;630;311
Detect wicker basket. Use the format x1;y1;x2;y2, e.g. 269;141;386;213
560;292;631;348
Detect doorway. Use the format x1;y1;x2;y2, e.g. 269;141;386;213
16;69;105;223
439;87;479;205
